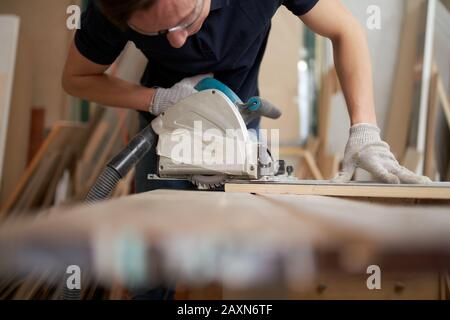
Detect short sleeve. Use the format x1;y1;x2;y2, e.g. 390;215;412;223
282;0;319;16
74;1;128;65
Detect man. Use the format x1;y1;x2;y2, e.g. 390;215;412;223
62;0;430;298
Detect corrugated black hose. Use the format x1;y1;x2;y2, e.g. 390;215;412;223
85;125;156;204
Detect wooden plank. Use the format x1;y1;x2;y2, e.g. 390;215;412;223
305;136;320;156
319;153;340;180
1;190;449;252
447;161;450;182
27;108;46;165
225;181;450;200
80;121;110;165
78;105;105;153
437;76;450;128
424;71;439;178
415;0;438;166
0;190;449;291
439;271;450;300
303;151;324;180
384;0;426;160
259;7;302;144
0;74;6;178
74;121;110;197
41;148;75;208
402;147;423;173
279;147;324;180
315;68;342;180
11;151;60;213
75;130;121;199
0;122;86;215
79;113;125;199
317;68;338;161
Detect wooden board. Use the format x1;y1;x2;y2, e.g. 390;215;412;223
75;111;125;200
225;180;450;200
41;148;75;208
384;0;426;160
259;6;302;144
424;71;439;178
437;76;450;128
402;147;423;173
415;0;439;165
280;147;323;180
0;74;6;173
27;108;45;165
11;151;60;213
0;122;86;214
0;190;449;292
317;68;339;161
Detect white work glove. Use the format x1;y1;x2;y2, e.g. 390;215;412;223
150;74;212;116
332;123;432;184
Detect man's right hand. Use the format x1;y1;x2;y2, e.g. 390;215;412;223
150;74;212;116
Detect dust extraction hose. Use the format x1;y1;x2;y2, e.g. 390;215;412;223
60;126;157;300
84;125;156;205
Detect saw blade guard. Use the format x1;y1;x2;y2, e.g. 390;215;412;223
151;89;259;179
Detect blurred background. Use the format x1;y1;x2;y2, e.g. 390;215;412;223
0;0;449;212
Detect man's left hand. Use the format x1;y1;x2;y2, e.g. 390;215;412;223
332;123;432;184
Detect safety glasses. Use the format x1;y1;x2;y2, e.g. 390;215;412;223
128;0;205;36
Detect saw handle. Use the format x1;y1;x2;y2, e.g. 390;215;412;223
195;77;282;121
243;97;282;120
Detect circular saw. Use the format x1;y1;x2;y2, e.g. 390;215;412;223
148;78;284;190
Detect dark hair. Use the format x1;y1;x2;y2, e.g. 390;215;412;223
96;0;157;28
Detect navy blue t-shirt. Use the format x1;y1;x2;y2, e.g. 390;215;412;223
75;0;318;102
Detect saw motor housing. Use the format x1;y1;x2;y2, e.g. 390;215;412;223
151;89;276;183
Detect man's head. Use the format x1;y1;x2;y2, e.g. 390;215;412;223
97;0;211;48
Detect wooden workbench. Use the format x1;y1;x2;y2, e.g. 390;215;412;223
0;190;449;299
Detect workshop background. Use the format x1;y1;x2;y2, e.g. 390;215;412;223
0;0;449;300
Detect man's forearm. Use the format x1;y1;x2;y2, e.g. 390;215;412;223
63;73;154;112
332;23;377;126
